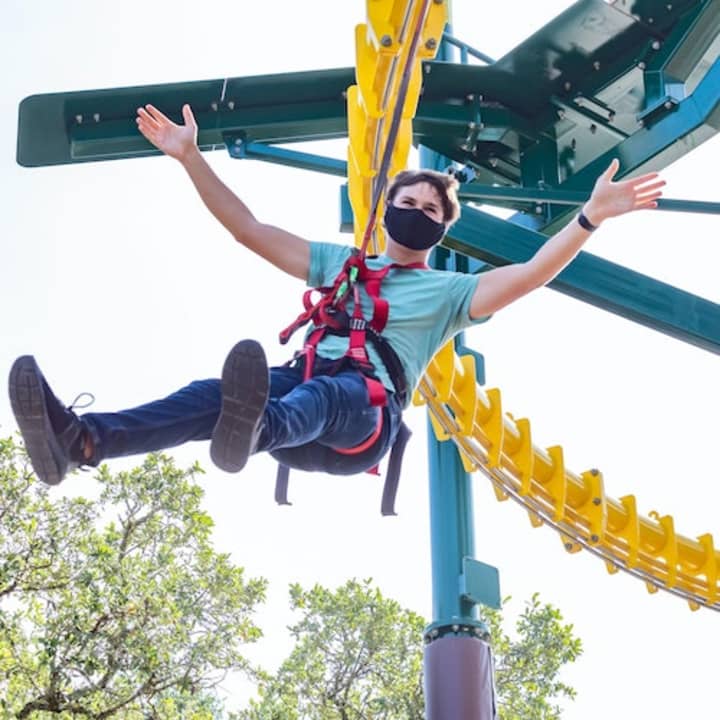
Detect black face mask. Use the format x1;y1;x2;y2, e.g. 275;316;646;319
384;205;446;251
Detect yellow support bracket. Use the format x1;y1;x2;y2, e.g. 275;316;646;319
617;494;641;569
579;469;607;545
538;445;567;523
425;340;455;403
504;417;534;496
697;533;717;604
649;511;679;589
477;388;504;469
452;353;478;437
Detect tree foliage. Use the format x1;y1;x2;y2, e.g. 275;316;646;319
0;435;582;719
484;594;583;719
0;437;267;719
237;579;425;720
240;581;582;720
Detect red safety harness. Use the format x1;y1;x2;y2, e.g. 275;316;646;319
275;250;427;514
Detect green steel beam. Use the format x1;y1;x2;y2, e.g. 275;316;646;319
535;54;720;234
441;32;495;65
226;139;347;177
17;68;353;167
641;0;720;116
444;203;720;354
458;184;720;215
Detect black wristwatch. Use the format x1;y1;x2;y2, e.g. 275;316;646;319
577;208;599;232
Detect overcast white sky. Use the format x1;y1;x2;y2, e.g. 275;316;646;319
2;1;719;716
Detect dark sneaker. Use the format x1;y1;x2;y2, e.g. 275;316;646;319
210;340;269;473
8;356;85;486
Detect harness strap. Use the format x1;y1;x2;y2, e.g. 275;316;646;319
381;421;412;516
274;420;412;516
275;463;291;506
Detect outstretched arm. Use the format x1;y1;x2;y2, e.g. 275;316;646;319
136;103;310;281
468;159;665;319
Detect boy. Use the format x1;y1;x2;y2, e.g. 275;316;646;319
9;104;664;485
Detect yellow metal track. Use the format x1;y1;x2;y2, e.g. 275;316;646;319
416;344;719;611
349;0;719;612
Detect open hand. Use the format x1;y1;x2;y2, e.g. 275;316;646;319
585;158;666;226
136;103;198;162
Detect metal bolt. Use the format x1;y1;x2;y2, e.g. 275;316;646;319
227;100;235;110
468;121;477;130
489;157;498;167
638;61;646;70
664;100;673;110
638;118;645;127
608;111;616;122
648;17;654;23
564;542;574;551
652;40;661;50
433;0;444;4
564;81;572;91
452;624;460;632
590;468;599;476
425;38;437;50
557;109;566;119
75;114;83;124
591;534;600;542
380;34;392;47
211;101;218;111
535;205;543;215
234;138;242;146
431;629;439;637
466;94;474;101
424;64;432;74
93;113;100;122
593;60;601;71
667;3;673;9
593;497;602;506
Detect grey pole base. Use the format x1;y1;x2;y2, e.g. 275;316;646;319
424;635;496;720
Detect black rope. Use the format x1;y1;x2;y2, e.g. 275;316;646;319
358;0;433;259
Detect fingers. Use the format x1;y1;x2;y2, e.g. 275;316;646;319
182;103;197;129
634;180;666;198
602;157;620;180
143;104;172;125
635;199;659;210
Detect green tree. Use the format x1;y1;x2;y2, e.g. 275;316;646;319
485;594;582;719
240;580;582;720
0;437;267;719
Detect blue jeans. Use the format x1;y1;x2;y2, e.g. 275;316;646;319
81;358;403;476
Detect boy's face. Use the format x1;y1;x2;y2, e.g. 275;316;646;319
391;182;445;224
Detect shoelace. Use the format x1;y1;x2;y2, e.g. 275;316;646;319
67;392;95;412
66;392;95;470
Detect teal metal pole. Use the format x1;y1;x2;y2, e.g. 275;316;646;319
425;411;478;626
421;13;498;720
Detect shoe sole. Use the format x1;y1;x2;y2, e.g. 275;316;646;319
210;340;269;473
8;356;64;485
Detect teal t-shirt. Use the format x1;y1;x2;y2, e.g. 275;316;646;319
307;242;487;405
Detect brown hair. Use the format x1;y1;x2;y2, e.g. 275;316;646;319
386;169;461;225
